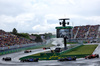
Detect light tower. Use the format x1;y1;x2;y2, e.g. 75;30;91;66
59;18;69;49
56;18;73;50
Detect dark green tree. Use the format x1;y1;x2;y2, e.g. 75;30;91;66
44;33;52;39
35;35;43;42
12;28;17;34
17;33;30;39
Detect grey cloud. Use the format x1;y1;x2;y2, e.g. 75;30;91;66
0;0;100;33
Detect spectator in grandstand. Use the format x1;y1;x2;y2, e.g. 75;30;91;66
0;30;35;47
76;25;90;38
87;25;99;39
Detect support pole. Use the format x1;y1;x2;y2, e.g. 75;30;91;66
59;18;70;50
64;37;67;50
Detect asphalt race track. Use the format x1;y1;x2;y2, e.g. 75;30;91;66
0;44;100;66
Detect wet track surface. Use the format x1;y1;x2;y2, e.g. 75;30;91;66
0;44;100;66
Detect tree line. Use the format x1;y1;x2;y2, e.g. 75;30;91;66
11;28;53;42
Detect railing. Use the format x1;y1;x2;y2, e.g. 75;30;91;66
0;43;43;51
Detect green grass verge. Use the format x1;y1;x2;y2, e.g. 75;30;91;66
62;45;98;55
67;42;78;44
19;44;98;60
30;45;98;56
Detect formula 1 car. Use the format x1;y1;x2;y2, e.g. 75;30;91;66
54;48;62;53
43;47;50;50
20;58;39;62
24;50;31;53
58;57;76;61
2;57;11;61
85;54;99;59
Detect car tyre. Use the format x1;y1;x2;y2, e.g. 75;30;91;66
88;57;91;59
96;55;99;58
73;58;76;61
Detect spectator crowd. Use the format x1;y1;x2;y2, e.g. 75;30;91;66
0;30;34;47
87;25;99;39
76;25;90;38
73;25;100;39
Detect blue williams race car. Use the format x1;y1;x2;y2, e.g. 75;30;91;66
58;57;76;61
20;58;39;62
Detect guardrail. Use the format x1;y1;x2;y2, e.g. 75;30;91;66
0;39;52;56
0;43;47;56
0;43;42;50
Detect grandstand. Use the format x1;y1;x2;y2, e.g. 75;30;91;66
72;25;100;43
0;30;36;49
0;24;100;50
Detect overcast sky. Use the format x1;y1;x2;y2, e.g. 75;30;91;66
0;0;100;33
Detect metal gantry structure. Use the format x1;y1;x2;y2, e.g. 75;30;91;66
59;18;70;50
